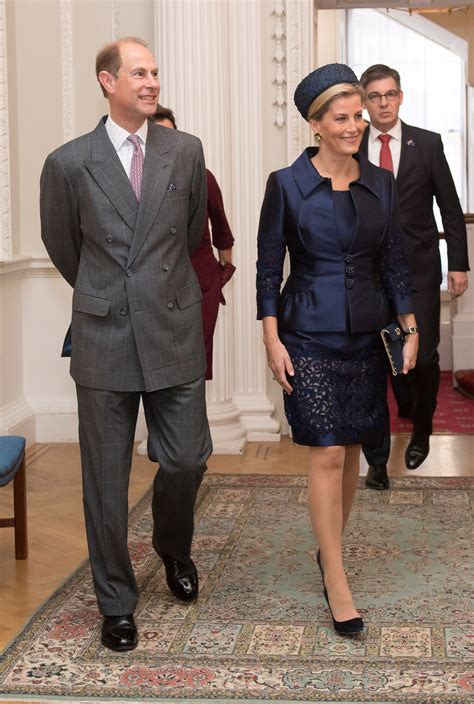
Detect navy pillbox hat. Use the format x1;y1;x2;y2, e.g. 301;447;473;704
294;63;359;120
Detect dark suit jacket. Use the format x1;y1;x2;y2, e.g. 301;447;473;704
40;118;207;392
256;148;412;332
360;121;469;290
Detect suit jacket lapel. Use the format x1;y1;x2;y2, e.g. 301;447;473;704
127;125;177;267
84;119;138;232
396;121;417;184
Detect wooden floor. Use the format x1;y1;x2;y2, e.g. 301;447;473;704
0;435;473;654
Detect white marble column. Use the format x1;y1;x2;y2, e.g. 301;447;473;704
153;0;248;452
452;220;474;373
225;0;279;442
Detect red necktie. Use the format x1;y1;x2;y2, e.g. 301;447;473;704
378;134;393;173
127;135;144;200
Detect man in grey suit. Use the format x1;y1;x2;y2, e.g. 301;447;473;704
40;37;212;651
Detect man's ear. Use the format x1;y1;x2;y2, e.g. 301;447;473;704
98;70;115;96
398;90;404;107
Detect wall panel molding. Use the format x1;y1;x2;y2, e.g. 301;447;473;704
60;0;74;143
0;397;34;434
0;254;57;279
271;1;286;128
286;0;314;162
0;0;11;261
111;0;120;39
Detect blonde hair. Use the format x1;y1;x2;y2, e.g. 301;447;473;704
307;82;364;122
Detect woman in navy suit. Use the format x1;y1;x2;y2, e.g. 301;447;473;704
256;64;418;635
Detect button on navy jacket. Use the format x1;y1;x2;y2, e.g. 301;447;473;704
257;148;412;332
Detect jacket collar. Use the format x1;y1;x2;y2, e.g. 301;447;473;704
291;147;382;200
84;118;178;267
359;120;417;184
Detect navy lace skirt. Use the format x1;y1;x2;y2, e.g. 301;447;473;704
280;329;388;447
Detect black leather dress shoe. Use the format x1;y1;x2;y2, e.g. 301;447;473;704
152;538;198;602
101;614;138;652
365;464;390;490
405;432;430;469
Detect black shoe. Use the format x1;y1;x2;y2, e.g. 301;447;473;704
323;587;365;635
152;538;198;602
317;550;364;636
101;614;138;652
365;464;390;490
405;432;430;469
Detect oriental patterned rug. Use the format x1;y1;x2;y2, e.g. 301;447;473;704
0;474;473;703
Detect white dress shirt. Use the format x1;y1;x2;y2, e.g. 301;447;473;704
105;116;148;179
367;119;402;178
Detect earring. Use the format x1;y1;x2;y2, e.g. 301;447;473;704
313;133;321;145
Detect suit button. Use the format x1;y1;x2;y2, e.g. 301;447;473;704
120;307;128;315
170;227;177;234
162;264;170;271
126;269;133;277
106;236;113;243
167;301;173;309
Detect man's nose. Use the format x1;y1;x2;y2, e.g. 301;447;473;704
146;73;160;88
379;95;389;106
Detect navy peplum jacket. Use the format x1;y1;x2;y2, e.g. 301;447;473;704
256;148;413;333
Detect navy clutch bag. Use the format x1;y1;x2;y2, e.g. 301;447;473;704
380;321;404;376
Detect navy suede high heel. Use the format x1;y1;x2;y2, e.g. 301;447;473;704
316;549;364;636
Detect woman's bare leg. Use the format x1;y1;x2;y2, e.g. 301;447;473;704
308;445;360;622
342;444;361;532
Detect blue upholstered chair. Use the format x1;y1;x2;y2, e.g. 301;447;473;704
0;436;28;559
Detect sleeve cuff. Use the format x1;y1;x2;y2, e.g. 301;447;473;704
257;298;279;320
392;293;413;315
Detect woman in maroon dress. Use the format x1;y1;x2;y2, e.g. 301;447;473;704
152;106;235;379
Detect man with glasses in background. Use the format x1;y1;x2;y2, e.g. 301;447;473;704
359;64;469;490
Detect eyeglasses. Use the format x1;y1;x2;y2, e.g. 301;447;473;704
366;90;400;104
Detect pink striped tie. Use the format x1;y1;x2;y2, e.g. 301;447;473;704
127;134;144;200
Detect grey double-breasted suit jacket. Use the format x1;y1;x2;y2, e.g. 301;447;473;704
40;118;208;392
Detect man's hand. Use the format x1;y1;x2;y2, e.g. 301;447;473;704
448;271;468;298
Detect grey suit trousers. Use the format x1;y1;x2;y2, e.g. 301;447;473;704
76;377;212;616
